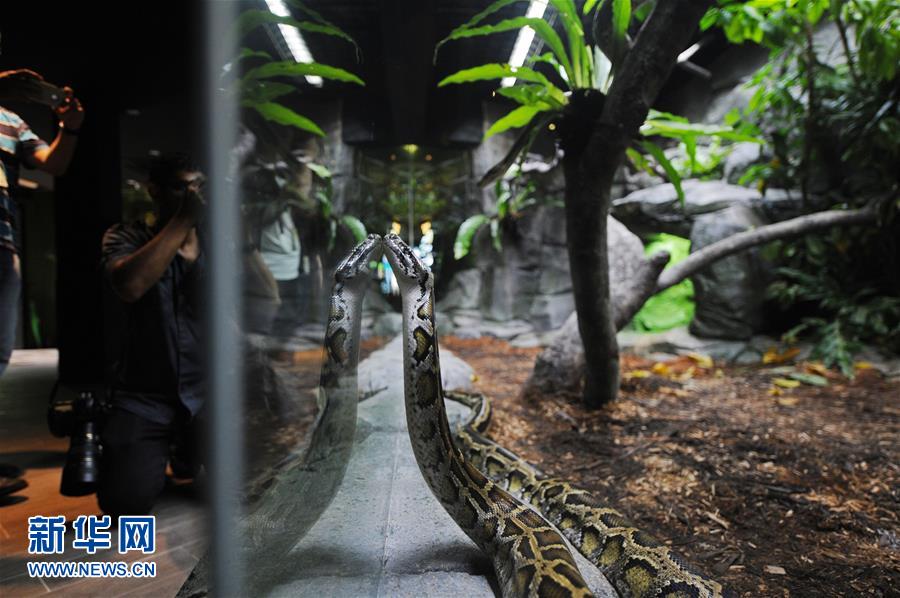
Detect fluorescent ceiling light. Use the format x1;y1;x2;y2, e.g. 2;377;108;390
501;0;548;87
264;0;323;86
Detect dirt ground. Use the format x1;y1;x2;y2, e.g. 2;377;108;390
441;335;900;598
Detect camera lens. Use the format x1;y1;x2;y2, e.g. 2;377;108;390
60;420;102;497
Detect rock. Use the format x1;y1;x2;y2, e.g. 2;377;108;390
358;336;473;395
689;204;773;340
755;188;830;223
528;293;575;332
526;313;586;394
435;269;482;312
479;319;534;340
373;312;403;338
538;245;572;295
723;142;761;184
526;217;670;394
363;287;398;314
611;180;762;238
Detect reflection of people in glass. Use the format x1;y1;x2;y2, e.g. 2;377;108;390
244;137;317;336
0;70;84;377
0;70;83;497
98;153;206;517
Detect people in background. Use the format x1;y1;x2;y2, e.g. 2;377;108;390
0;69;84;498
97;152;206;516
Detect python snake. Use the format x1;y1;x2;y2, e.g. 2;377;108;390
445;390;727;598
178;235;383;597
384;233;594;598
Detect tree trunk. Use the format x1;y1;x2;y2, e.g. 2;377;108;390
563;151;620;408
527;205;881;397
559;0;714;406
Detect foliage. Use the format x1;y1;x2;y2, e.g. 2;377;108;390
630;234;695;332
704;0;899;197
703;0;900;367
436;0;758;198
228;5;364;137
768;241;900;376
308;164;368;251
452;171;559;260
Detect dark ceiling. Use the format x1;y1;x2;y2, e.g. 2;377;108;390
2;1;719;152
262;0;531;148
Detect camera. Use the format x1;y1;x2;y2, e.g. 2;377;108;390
47;389;108;497
0;70;67;109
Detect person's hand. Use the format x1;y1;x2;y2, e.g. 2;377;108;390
55;87;85;132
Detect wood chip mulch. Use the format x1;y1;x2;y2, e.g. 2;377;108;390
441;335;900;598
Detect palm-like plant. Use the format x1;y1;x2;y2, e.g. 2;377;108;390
437;0;755;203
229;1;364;137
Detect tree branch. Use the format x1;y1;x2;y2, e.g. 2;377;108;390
654;207;879;293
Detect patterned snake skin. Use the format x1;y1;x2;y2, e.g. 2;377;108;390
444;390;727;598
177;235;383;596
384;233;594;598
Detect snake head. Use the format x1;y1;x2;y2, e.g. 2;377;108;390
334;234;382;284
383;233;431;288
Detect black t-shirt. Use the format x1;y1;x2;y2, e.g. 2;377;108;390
101;221;206;424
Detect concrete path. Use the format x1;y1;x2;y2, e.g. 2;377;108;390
263;336;615;597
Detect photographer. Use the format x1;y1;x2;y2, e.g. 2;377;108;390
0;69;84;377
98;153;206;517
0;70;83;497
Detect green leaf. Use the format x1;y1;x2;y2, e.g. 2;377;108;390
237;47;273;62
626;147;654;175
496;187;511;220
496;84;566;109
477;113;554;187
454;214;491;260
612;0;632;40
315;190;333;219
439;64;562;95
641;117;761;143
490;219;503;252
339;215;368;243
440;18;574;81
485;105;544;139
240;81;295;105
786;371;829;387
233;9;356;48
435;0;528;60
243;61;364;86
250;102;325;136
634;0;655;21
583;0;607;15
593;46;613;92
641;140;684;206
306;162;332;179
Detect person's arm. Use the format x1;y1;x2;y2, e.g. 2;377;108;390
30;87;84;176
106;195;202;303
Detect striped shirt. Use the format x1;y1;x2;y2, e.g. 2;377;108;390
0;107;49;252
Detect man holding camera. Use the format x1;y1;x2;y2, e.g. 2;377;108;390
0;70;84;497
98;153;207;517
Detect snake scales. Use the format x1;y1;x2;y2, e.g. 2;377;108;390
385;233;594;598
445;390;726;598
385;232;725;598
178;235;384;597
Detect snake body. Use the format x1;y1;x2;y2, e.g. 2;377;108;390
384;233;593;598
446;390;726;598
245;234;382;548
178;235;383;598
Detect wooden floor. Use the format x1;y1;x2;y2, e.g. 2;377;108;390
0;350;204;597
